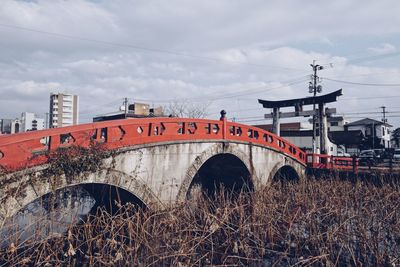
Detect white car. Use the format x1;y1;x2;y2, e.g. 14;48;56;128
337;150;351;157
393;149;400;161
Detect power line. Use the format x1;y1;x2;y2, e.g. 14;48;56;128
127;76;309;104
341;95;400;101
0;23;306;72
322;77;400;87
77;77;308;119
318;50;400;67
337;111;400;116
79;98;124;115
320;70;399;79
233;110;400;121
347;51;400;65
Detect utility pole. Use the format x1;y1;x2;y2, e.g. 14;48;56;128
380;106;387;123
309;61;324;154
372;121;375;150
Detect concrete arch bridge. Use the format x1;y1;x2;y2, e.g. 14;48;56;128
0;116;309;221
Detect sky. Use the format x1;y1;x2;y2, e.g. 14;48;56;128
0;0;400;127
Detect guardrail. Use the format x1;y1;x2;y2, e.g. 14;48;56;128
0;117;306;172
306;153;358;171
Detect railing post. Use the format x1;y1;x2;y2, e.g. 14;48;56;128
352;155;357;173
220;110;227;140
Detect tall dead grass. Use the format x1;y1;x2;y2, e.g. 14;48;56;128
1;178;399;266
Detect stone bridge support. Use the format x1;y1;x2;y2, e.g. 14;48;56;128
0;141;305;222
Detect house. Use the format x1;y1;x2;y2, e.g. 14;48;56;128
93;102;164;122
345;118;392;149
391;128;400;148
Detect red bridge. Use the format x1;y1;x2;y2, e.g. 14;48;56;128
0;117;356;221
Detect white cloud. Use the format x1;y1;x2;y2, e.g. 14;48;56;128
368;43;397;55
0;0;400;126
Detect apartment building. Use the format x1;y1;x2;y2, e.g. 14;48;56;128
21;112;45;132
49;93;79;128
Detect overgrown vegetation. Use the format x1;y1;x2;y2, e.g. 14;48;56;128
1;178;399;266
42;144;109;177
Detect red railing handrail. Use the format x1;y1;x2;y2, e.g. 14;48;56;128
0;117;307;172
306;153;358;171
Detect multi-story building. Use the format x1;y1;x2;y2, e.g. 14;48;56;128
49;93;79;128
21;112;45;132
0;118;21;134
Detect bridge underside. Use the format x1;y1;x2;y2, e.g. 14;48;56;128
0;141;305;222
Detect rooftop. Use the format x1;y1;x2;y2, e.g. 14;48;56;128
346;118;392;127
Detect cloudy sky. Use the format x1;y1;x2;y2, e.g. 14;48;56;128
0;0;400;127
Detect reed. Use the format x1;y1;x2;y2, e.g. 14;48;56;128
1;178;399;266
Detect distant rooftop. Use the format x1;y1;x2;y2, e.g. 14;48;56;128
346;118;392;127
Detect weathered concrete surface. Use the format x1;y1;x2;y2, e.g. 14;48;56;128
0;141;305;222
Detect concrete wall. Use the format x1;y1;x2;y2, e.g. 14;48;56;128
0;141;305;223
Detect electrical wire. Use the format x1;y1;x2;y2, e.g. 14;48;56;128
347;51;400;64
341;95;400;101
0;23;306;72
322;77;400;87
318;50;400;67
320;70;399;79
123;76;309;104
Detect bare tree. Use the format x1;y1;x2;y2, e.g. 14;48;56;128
164;100;211;118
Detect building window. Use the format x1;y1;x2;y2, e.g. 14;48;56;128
331;122;339;126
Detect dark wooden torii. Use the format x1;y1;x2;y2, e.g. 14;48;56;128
258;89;342;154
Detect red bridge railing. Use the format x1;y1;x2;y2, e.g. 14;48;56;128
306;153;358;172
0;117;306;172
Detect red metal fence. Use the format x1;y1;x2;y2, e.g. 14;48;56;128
0;118;306;172
306;153;358;171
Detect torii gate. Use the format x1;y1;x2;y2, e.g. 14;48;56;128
258;89;342;154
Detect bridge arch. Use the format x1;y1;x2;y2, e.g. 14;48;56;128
271;164;300;183
189;153;253;197
177;143;255;201
1;168;162;221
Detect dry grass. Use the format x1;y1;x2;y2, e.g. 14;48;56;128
1;178;399;266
